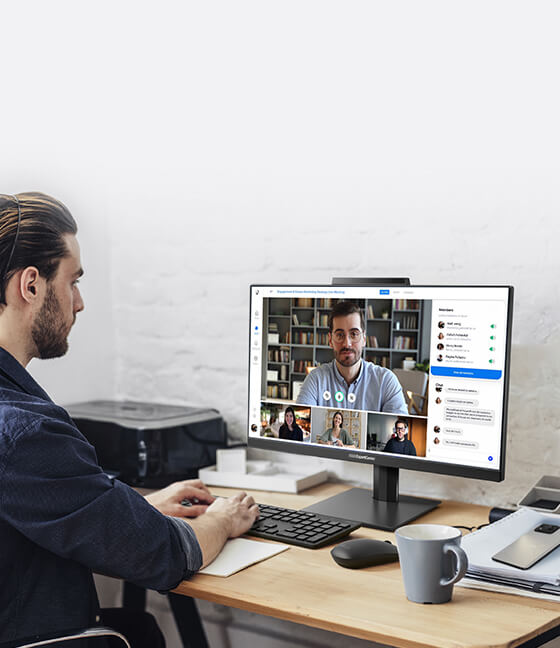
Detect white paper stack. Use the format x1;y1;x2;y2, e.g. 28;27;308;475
459;508;560;598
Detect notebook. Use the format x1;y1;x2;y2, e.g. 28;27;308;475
461;508;560;585
199;538;290;577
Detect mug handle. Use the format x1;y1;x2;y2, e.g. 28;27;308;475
440;543;468;586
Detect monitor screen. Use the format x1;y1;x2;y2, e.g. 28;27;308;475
248;284;513;483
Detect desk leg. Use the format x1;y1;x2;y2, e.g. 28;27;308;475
122;581;147;610
168;592;209;648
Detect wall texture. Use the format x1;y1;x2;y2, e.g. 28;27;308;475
2;1;560;646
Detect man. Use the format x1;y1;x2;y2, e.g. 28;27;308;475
383;420;417;456
0;193;259;646
296;301;408;414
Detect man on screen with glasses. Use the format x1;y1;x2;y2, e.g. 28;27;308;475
297;301;408;414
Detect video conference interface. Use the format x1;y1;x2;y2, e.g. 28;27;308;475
248;285;510;470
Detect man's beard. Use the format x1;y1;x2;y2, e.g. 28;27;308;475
335;347;360;367
31;284;72;359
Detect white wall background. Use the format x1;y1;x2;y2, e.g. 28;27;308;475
3;1;560;646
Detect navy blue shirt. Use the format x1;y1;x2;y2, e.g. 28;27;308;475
384;437;417;456
0;348;202;644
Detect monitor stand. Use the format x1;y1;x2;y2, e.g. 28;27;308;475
302;466;440;531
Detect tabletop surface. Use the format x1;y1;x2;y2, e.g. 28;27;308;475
173;483;560;648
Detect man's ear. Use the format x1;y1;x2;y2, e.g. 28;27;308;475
19;267;42;304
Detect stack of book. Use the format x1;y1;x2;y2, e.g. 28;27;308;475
460;508;560;600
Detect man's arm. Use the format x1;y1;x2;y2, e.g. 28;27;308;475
145;481;258;567
1;416;232;590
186;493;258;567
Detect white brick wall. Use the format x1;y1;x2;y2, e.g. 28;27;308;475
3;2;560;646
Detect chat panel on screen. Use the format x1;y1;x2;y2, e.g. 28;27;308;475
426;298;508;468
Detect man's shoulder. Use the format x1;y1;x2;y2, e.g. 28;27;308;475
363;362;397;381
0;393;76;443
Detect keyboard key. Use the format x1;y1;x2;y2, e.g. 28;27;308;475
277;530;298;538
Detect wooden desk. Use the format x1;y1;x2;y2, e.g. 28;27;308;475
173;484;560;648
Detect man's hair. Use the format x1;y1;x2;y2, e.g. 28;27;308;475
328;301;365;332
0;192;77;305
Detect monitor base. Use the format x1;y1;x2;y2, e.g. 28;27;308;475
302;487;440;531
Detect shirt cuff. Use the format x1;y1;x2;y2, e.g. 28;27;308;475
166;516;203;578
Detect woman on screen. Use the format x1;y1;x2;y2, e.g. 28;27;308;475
318;411;356;448
278;406;304;442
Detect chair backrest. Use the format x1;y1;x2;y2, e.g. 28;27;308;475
11;626;131;648
393;369;429;415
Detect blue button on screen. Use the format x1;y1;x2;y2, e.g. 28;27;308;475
431;367;502;380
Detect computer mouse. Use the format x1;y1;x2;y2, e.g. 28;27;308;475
330;538;399;569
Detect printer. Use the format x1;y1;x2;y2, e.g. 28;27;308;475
67;400;228;488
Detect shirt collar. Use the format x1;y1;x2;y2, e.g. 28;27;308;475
333;358;364;386
0;347;53;402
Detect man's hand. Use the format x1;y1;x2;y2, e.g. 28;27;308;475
205;492;259;538
144;479;215;518
186;492;260;567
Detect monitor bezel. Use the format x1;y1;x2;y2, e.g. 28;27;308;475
248;283;514;483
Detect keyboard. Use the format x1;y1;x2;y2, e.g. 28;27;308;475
247;503;361;548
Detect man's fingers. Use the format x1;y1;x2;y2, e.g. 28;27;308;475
185;479;212;495
177;504;210;518
248;502;260;520
241;494;256;508
181;486;215;504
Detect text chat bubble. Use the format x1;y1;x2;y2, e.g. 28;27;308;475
443;428;463;435
444;407;495;425
445;398;479;407
443;439;479;449
445;387;480;396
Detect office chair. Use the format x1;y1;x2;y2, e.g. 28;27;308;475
3;626;131;648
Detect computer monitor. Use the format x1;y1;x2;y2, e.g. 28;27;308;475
248;282;513;531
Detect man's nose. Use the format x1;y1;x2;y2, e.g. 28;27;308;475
74;288;85;313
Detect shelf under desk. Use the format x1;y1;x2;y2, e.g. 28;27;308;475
172;483;560;648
